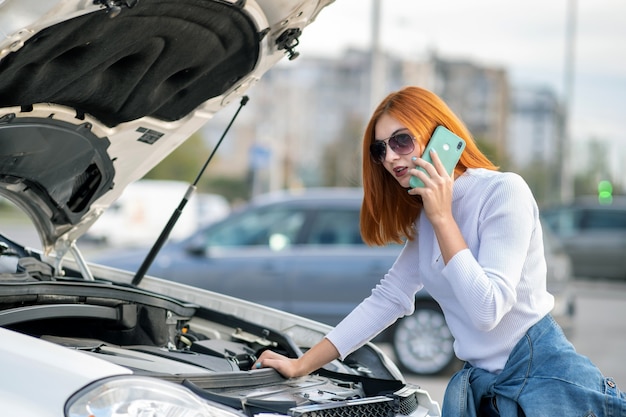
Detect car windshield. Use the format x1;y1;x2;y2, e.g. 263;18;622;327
543;207;626;236
307;210;364;245
579;209;626;230
192;204;365;251
204;207;306;249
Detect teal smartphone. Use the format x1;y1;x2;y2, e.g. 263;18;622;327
409;126;466;188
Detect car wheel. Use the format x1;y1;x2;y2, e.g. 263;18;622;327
391;302;457;375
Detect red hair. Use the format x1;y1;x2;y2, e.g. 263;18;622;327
361;86;498;245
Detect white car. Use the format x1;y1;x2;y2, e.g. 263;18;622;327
0;1;441;416
84;179;231;246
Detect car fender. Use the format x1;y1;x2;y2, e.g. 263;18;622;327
0;327;131;416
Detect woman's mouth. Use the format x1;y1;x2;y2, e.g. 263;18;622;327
393;166;408;177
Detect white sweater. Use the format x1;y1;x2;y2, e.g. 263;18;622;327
326;168;554;373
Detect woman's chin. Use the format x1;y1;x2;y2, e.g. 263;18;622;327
398;177;412;189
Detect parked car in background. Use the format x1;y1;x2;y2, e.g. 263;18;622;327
541;196;626;281
0;2;447;416
95;187;576;376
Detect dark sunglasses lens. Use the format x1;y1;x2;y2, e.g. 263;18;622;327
388;133;414;154
369;142;386;162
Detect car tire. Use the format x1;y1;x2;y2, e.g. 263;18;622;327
391;302;458;376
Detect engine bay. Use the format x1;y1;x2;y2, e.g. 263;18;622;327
0;239;439;416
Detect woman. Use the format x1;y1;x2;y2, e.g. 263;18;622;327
256;86;625;416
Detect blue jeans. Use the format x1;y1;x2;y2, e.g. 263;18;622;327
442;314;626;416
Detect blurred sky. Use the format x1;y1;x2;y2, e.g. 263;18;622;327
297;0;626;160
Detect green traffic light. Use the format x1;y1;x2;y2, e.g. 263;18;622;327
598;180;613;205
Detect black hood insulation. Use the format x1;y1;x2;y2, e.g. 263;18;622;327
0;0;261;127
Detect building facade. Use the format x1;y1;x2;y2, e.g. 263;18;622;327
202;49;561;198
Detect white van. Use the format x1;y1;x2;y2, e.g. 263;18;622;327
85;180;230;247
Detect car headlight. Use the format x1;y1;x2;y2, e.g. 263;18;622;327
66;376;244;417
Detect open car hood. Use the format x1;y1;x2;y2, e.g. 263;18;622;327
0;0;332;254
0;234;441;416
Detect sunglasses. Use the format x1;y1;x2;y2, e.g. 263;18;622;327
369;130;415;163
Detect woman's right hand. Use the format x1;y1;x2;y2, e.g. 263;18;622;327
408;151;455;226
409;150;468;265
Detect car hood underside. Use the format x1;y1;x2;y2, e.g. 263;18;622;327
0;0;259;127
0;0;310;253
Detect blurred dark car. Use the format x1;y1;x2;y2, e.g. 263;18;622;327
95;187;576;376
541;196;626;281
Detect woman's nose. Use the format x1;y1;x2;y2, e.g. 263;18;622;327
384;144;400;162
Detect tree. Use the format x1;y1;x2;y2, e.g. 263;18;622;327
144;132;250;202
145;133;210;183
321;115;365;187
573;138;616;197
519;161;561;207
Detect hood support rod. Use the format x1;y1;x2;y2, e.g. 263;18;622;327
131;96;249;287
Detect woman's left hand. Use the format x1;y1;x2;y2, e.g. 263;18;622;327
254;349;303;378
408;149;455;228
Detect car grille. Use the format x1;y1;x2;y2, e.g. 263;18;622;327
290;387;421;417
291;396;394;417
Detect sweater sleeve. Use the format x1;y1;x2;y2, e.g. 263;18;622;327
442;173;539;331
325;238;423;359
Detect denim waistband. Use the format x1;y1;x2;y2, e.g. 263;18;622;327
442;314;626;416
